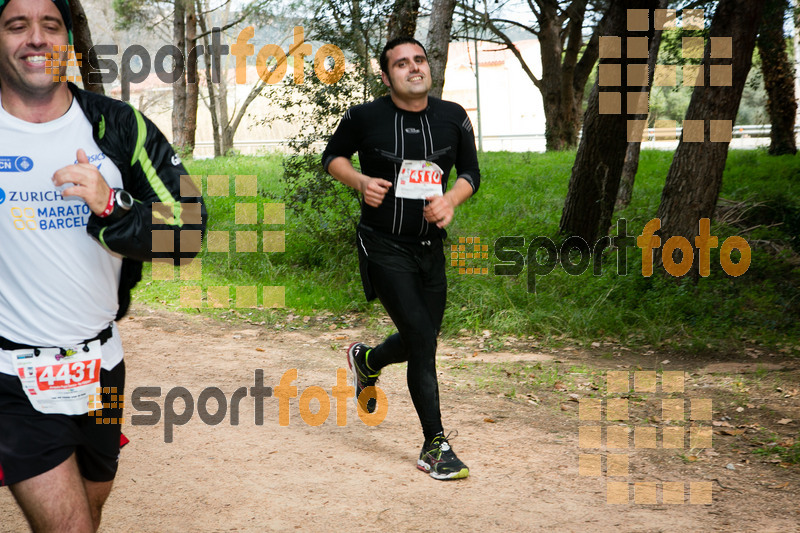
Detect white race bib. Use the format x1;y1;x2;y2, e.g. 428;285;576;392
394;160;444;200
12;340;103;415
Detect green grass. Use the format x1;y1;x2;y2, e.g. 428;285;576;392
133;150;800;351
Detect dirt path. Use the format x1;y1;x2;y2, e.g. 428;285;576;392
1;306;798;532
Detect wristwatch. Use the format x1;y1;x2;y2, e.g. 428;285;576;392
105;188;134;222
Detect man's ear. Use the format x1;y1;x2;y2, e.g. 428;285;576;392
380;71;391;89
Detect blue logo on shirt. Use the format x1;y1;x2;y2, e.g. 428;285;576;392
0;156;33;173
0;188;5;205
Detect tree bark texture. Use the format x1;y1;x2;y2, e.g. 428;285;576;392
426;0;456;99
657;0;766;250
184;0;199;153
560;0;659;244
69;0;104;95
387;0;420;41
616;0;669;210
172;0;188;148
757;0;797;155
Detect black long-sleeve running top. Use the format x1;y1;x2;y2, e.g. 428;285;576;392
323;95;480;241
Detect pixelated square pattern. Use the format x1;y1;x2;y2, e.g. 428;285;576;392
599;92;621;115
47;45;82;83
235;203;258;225
627;64;648;87
607;454;629;477
627;37;649;59
580;399;602;421
235;175;257;196
451;237;489;275
607;482;629;504
579;454;602;476
634;482;657;504
599;64;621;87
180;175;202;197
654;9;677;30
599;37;621;58
627;9;649;32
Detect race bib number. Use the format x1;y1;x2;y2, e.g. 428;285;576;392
12;340;102;415
395;160;444;200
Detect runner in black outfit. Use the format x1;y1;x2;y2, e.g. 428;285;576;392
322;37;480;480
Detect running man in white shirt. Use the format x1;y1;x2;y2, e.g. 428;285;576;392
0;0;205;530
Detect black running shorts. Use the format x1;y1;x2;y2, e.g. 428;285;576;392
0;361;125;486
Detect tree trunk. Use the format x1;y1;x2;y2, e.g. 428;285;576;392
69;0;103;95
757;0;797;155
559;0;659;243
387;0;420;41
616;0;669;209
657;0;766;256
172;0;188;149
426;0;456;99
184;0;199;154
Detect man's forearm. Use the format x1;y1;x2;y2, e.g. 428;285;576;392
327;156;369;192
445;177;476;208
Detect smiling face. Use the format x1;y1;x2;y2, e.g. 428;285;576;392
380;42;432;110
0;0;69;103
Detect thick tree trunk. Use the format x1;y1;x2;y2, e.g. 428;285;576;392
426;0;456;99
657;0;766;254
69;0;103;95
387;0;420;41
616;0;669;209
559;0;659;243
757;0;797;155
172;0;188;149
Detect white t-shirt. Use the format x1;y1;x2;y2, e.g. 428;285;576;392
0;95;124;374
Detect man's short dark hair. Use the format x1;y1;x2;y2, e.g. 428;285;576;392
380;37;427;74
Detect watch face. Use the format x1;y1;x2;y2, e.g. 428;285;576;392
115;189;134;210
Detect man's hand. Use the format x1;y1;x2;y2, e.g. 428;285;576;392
361;177;393;208
424;194;455;228
52;149;112;215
